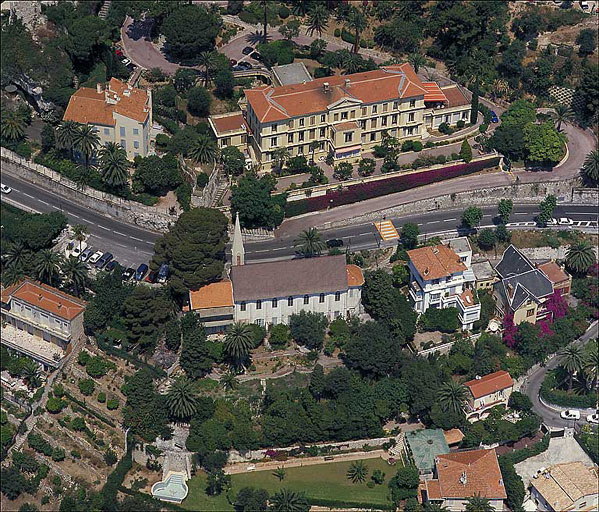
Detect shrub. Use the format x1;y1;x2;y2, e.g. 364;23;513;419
401;140;413;152
86;356;114;378
53;384;64;398
196;172;209;189
358;158;376;177
97;392;106;403
334;28;341;37
187;87;211;117
269;324;289;350
52;448;66;462
459;139;473;163
78;351;90;366
107;399;120;410
71;450;81;459
71;417;86;432
46;397;66;414
436;155;446;164
278;5;290;18
373;145;387;158
411;141;423;152
540;372;597;409
289;311;328;350
479;123;489;133
333;162;354;181
341;29;356;45
78;379;95;396
456;120;465;129
420;307;459;333
438;122;452;134
104;449;118;466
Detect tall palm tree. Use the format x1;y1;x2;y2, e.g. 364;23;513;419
4;241;31;270
346;460;368;483
269;488;310;512
221;371;238;391
1;266;26;287
437;381;468;414
580;150;599;186
1;110;26;142
408;53;426;73
490;78;509;102
61;257;88;297
465;493;494;512
552;104;573;131
292;0;310;16
309;141;319;165
56;121;81;159
272;147;289;172
423;504;451;512
98;142;129;188
74;165;93;190
260;0;268;42
583;340;599;390
345;7;367;54
223;322;254;369
306;4;329;37
198;51;217;88
72;224;88;256
558;345;585;392
341;52;363;75
21;360;42;391
74;124;100;168
294;228;326;258
35;249;63;286
565;241;596;275
166;376;199;421
189;134;218;164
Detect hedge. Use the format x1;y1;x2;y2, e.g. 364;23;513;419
102;445;132;505
307;497;394;510
96;335;166;379
285;157;500;217
498;434;550;466
540;373;597;409
575;427;598;464
118;486;186;511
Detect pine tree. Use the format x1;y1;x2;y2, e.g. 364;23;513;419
309;364;325;400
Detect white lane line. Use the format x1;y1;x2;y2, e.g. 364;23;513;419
144;241;154;245
443;218;456;222
515;212;528;216
98;225;110;231
130;236;143;242
81;218;92;223
38;200;49;205
23;193;34;198
356;232;370;236
70;213;80;218
417;223;423;226
427;221;440;224
113;231;126;236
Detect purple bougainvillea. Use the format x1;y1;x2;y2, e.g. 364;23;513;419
503;312;517;348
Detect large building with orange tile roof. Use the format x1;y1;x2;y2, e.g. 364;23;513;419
464;370;514;421
210;63;471;172
1;279;87;369
63;78;152;159
407;237;480;331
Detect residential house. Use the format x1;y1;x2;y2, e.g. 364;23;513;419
529;462;598;512
63;78;152;159
1;279;86;369
407;237;481;330
536;261;572;296
464;370;514;421
188;281;234;335
423;449;507;512
208;112;249;155
471;260;497;291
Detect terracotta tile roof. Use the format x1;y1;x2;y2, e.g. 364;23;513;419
407;245;467;281
425;479;442;500
2;279;86;321
63;78;150;126
332;121;359;131
422;82;448;103
210;113;248;135
346;265;364;287
532;462;598;511
434;449;507;500
189;281;233;310
537;261;570;286
441;85;470;108
444;428;464;446
245;63;428;124
465;370;514;399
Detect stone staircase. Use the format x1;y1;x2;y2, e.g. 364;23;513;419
98;0;111;20
211;182;229;207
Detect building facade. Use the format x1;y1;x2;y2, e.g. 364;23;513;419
407;238;480;330
1;279;86;369
464;370;514;421
63;78;152;159
471;260;498;291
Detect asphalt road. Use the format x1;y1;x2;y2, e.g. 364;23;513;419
521;321;599;428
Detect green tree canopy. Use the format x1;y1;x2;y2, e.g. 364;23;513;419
133;154;182;196
230;174;286;229
523;122;565;165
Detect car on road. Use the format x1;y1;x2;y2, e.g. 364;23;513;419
560;409;581;420
242;46;254;55
490;110;499;123
105;260;119;272
79;248;93;262
326;239;344;248
135;263;148;281
145;270;158;283
558;217;573;225
587;413;599;424
95;252;113;270
115;48;123;57
1;183;11;194
88;251;103;264
122;58;131;66
250;51;262;61
157;263;169;284
232;61;252;71
70;241;88;259
122;267;135;280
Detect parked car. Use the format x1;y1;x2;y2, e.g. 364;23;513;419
95;252;113;269
122;267;135;280
250;51;262;61
71;241;88;259
1;183;12;194
145;270;158;283
238;61;252;70
490;110;499;123
135;263;148;281
105;260;119;272
122;58;131;66
115;48;123;57
326;239;344;248
242;46;254;55
229;58;237;66
79;248;94;262
157;263;169;284
587;413;599;424
560;409;580;420
88;251;103;264
558;217;573;225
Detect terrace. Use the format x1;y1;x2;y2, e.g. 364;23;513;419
1;323;65;368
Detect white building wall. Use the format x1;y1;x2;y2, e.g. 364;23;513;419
10;299;72;338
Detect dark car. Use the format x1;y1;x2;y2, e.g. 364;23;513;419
326;239;344;248
490;110;499;123
105;260;119;272
250;51;262;61
145;270;158;283
135;263;148;281
95;252;113;270
157;263;169;284
79;248;93;262
237;61;252;70
122;267;135;280
242;46;254;55
229;58;237;66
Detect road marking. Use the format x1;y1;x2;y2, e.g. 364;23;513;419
144;241;154;245
23;193;34;198
374;220;399;240
130;236;143;242
515;212;528;216
38;200;49;205
417;223;423;226
98;225;110;231
70;213;80;218
443;218;456;222
427;220;440;224
113;231;126;236
356;232;370;237
81;218;92;223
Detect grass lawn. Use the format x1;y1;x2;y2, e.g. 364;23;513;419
183;458;396;509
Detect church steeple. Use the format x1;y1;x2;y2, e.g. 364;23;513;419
231;212;245;266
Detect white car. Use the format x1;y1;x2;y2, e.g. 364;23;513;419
587;413;599;424
71;241;88;259
122;58;131;66
560;409;581;420
558;217;573;225
88;251;103;264
1;183;12;194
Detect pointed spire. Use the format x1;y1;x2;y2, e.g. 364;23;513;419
232;212;245;266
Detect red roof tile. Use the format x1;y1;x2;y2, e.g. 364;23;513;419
441;85;470;108
422;82;449;103
210;113;248;135
407;245;467;281
465;370;514;399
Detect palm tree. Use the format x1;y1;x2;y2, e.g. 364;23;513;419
72;224;88;257
198;51;217;88
61;257;88;297
74;165;93;190
580;150;599;185
558;345;585;392
35;249;63;286
74;124;100;168
309;141;319;164
345;7;367;54
552;104;573;131
346;460;368;483
56;121;81;159
490;78;509;102
166;376;199;421
1;110;26;142
223;322;254;369
294;228;326;258
260;0;268;42
21;360;42;390
341;52;363;75
4;241;31;270
565;241;596;275
437;381;468;414
583;340;599;390
272;147;289;172
189;134;218;164
408;53;426;73
221;371;238;391
465;493;494;512
98;142;129;188
1;266;26;286
423;504;451;512
306;4;329;37
292;0;310;16
272;466;286;482
269;488;309;512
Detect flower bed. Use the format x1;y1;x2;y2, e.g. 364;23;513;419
284;157;500;217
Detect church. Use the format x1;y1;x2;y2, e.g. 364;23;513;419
187;215;364;333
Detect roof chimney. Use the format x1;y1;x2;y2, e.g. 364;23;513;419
323;82;329;92
96;83;103;94
460;471;467;485
123;88;131;97
57;303;62;309
344;78;350;88
38;294;43;301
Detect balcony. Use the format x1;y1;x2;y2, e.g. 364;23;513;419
1;323;65;368
3;310;71;341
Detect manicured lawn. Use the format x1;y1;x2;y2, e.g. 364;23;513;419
183;458;396;509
